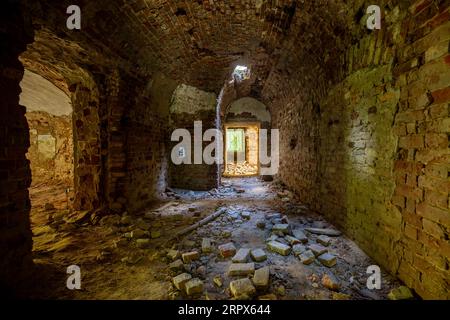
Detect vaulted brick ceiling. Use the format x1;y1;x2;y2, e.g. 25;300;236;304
24;0;362;93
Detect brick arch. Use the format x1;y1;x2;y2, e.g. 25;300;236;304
20;57;103;211
0;8;112;292
225;97;271;126
222;96;273;178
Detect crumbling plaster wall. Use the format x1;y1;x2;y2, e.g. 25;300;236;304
169;84;219;190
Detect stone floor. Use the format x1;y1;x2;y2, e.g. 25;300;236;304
24;177;407;300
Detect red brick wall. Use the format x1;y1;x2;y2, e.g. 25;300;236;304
123;74;176;212
390;0;450;298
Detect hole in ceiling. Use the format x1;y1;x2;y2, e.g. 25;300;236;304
232;65;251;82
175;8;187;16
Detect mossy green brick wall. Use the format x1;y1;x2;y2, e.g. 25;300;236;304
318;64;402;273
272;0;450;299
318;1;450;299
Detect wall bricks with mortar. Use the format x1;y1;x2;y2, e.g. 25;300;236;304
266;0;450;299
25;111;74;187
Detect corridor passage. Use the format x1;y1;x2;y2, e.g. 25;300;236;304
1;0;449;300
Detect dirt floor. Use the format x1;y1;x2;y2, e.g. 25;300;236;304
23;177;404;300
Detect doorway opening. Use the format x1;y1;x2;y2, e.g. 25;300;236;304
223;123;259;176
19;69;75;214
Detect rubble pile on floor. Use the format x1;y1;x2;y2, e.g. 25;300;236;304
29;177;408;300
224;162;258;176
164;207;351;300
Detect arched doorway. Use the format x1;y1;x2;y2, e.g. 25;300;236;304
19;53;102;213
223;97;271;177
19;68;75;220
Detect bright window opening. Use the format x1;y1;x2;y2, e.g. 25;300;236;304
226;129;245;152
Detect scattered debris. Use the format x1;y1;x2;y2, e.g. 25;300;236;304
272;224;290;234
388;286;414;300
317;253;337;267
309;244;328;257
169;259;184;272
256;220;266;229
292;244;307;256
267;241;291;256
317;235;331;246
322;272;341;291
131;229;148;239
63;210;90;224
213;275;223;288
258;293;277;300
232;248;250;263
167;249;180;261
275;285;286;296
201;238;213;253
241;212;251;220
172;208;227;239
299;250;315;264
285;235;301;245
151;230;161;239
185;278;204;296
228;263;255;276
182;251;200;263
230;278;256;299
136;238;150;248
250;248;267;262
29;177;402;300
253;266;270;291
332;292;351;300
305;227;342;237
218;242;237;258
173;273;192;291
